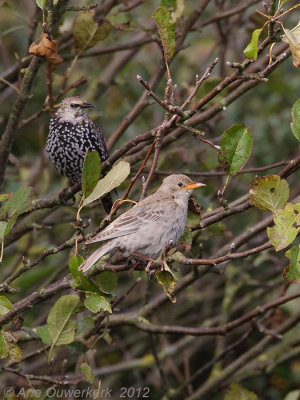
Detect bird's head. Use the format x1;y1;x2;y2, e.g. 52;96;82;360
160;174;206;201
55;96;94;122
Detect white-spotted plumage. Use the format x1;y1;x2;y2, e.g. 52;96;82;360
46;96;108;185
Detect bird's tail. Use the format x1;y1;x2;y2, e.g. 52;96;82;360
79;245;109;273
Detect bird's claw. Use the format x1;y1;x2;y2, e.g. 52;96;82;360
132;252;156;276
145;260;156;276
59;188;76;206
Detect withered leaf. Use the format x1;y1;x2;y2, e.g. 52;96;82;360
29;32;63;69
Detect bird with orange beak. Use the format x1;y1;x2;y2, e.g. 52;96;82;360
80;174;206;273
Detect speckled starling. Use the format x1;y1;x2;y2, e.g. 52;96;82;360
79;174;206;273
46;96;112;211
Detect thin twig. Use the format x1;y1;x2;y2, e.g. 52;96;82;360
180;57;219;110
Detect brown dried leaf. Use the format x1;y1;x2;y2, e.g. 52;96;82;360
283;21;300;68
29;32;63;69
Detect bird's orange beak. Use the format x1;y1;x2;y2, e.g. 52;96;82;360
184;182;206;190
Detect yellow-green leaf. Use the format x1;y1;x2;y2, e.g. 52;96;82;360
244;28;263;60
36;325;51;345
73;10;111;52
153;6;176;61
218;124;252;175
0;186;32;219
0;193;12;202
0;296;13;317
47;295;80;356
283;245;300;283
0;330;23;362
267;203;300;251
82;161;130;207
249;175;290;214
291;98;300;141
79;362;94;384
84;294;112;313
225;383;258;400
0;221;8;240
156;269;177;303
36;0;46;9
283;22;300;68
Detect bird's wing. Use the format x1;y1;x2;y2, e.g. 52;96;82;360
89;121;109;160
85;202;164;244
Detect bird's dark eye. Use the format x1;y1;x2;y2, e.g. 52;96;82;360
177;182;183;187
71;104;80;108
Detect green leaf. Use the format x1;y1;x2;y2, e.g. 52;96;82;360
0;330;9;359
69;254;103;294
218;124;252;175
0;221;8;240
225;383;258;400
47;295;80;357
267;224;297;251
102;331;113;344
82;161;130;207
156;269;177;303
283;245;300;283
267;203;300;251
81;151;101;198
0;187;32;220
36;325;51;344
84;293;112;313
243;28;263;59
161;0;176;7
96;271;118;293
153;7;176;61
250;175;290;214
0;216;17;240
0;330;22;362
79;362;94;384
0;296;13;317
282;22;300;68
291;98;300;141
73;10;111;52
107;11;131;29
75;316;95;336
0;193;12;202
0;186;32;219
36;0;46;9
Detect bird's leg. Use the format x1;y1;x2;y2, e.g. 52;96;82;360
145;259;155;275
160;240;174;270
132;252;156;275
59;187;76;206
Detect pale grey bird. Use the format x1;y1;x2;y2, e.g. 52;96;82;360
79;174;206;273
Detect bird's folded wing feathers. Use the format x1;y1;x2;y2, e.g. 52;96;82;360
90;121;109;157
85;205;164;244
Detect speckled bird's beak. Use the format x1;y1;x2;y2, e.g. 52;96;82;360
82;102;94;108
184;182;206;190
